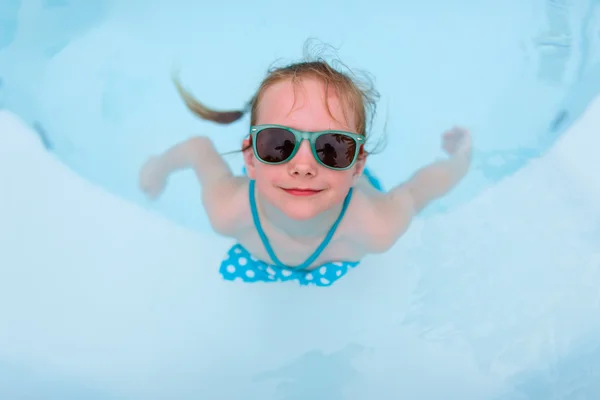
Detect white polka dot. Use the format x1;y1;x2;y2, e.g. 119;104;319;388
282;269;292;277
222;254;229;261
319;267;327;275
226;265;236;273
234;248;241;254
305;273;313;280
320;278;330;285
250;255;257;261
266;267;276;275
333;262;343;267
336;270;342;277
239;257;248;266
245;270;255;278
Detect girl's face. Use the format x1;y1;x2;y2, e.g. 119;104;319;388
243;77;365;221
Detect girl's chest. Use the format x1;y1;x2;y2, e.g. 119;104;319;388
235;223;365;270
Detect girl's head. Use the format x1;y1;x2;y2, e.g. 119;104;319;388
174;56;379;220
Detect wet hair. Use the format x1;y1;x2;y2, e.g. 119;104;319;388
172;40;383;153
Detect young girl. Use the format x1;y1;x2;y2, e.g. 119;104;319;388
139;60;472;287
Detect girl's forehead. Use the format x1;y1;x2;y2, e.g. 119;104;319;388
256;78;356;131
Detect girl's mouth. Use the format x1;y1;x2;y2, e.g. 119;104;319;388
282;188;323;196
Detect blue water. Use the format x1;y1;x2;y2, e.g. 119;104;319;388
1;0;600;399
2;0;597;229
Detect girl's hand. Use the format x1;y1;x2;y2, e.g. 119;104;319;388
442;126;472;159
139;156;168;199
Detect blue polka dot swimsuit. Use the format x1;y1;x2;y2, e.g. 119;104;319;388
221;244;359;286
219;168;383;287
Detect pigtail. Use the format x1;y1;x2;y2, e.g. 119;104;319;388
172;69;251;124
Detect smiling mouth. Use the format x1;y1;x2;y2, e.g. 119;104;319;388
282;188;323;196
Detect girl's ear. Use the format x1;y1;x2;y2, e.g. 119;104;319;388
351;150;367;186
242;137;256;179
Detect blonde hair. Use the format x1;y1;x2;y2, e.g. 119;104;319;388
172;44;381;152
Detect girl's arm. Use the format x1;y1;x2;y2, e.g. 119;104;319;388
139;136;245;235
392;126;471;211
366;127;472;251
142;136;232;190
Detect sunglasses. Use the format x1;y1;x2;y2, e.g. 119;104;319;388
249;124;365;171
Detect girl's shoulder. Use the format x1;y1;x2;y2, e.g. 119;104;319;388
203;176;253;236
341;187;410;254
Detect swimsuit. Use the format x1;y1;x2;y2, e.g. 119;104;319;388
219;168;383;287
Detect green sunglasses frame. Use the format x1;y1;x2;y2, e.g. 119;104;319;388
249;124;365;171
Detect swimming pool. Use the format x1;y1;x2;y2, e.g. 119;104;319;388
1;0;599;399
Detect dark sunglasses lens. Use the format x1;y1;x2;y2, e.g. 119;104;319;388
315;133;357;169
255;128;296;163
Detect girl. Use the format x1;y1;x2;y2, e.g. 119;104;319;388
139;60;472;287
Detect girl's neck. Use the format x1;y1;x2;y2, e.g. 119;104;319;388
255;192;343;241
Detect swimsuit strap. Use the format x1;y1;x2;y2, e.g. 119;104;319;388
249;180;353;270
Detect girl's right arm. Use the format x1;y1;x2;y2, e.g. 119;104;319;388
145;136;232;187
139;136;246;235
